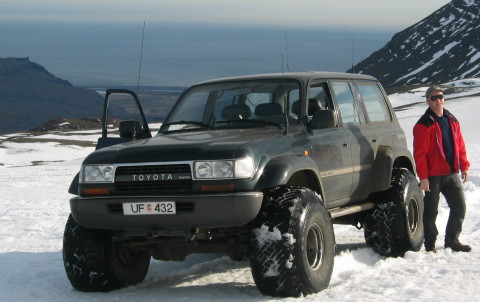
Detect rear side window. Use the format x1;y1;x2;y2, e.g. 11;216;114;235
331;81;363;125
357;83;391;123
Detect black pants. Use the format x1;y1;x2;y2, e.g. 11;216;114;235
423;173;466;244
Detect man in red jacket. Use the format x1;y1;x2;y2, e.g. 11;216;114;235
413;86;471;253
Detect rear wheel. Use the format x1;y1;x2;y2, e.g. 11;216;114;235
364;168;424;257
63;214;151;292
249;187;335;297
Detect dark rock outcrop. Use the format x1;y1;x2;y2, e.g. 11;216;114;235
0;57;103;134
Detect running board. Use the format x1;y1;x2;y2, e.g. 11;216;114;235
328;202;376;219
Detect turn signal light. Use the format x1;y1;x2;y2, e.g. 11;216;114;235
200;184;235;193
82;188;110;196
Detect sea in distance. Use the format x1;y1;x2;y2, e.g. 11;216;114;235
1;21;395;88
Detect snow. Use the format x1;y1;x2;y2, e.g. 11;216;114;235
460;65;480;79
439;14;456;27
394;41;461;84
252;224;283;249
444;78;480;87
1;85;480;301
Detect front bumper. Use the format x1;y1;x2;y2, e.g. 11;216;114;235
69;192;263;230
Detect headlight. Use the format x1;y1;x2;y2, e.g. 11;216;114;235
194;158;254;179
80;165;114;183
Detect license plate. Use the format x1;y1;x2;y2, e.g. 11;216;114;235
123;202;176;215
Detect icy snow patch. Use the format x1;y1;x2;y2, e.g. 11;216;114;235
264;260;280;277
252;224;282;249
286;254;294;269
394;41;460;84
283;233;296;245
439;14;456;27
468;52;480;64
460;66;480;79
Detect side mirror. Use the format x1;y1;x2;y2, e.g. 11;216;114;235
310;110;336;130
119;120;146;138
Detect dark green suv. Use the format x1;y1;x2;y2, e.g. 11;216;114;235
63;72;424;297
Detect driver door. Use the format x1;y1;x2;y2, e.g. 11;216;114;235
96;89;152;149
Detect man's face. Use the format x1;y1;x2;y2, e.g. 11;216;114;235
427;90;445;114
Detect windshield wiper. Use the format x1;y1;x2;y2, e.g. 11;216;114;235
216;119;282;129
160;120;212;132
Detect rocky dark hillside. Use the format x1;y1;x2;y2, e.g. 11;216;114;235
0;57;103;134
349;0;480;88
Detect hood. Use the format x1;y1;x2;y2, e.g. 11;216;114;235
83;128;285;164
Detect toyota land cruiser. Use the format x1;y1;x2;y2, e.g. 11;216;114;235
63;72;424;297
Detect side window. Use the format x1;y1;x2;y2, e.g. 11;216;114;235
357;83;391;123
331;81;363;125
288;89;300;118
308;83;330;116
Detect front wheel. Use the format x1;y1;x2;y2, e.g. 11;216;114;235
249;187;335;297
364;168;424;257
62;214;151;292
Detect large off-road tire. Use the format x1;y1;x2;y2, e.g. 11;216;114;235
249;187;335;297
63;214;151;292
364;168;424;257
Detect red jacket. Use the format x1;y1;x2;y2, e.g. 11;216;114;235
413;108;470;179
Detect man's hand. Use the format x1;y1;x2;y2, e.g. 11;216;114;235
419;178;430;191
462;170;469;183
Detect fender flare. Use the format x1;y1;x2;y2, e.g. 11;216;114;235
68;173;80;195
255;155;322;193
371;146;394;192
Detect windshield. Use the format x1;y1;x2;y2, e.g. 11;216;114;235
160;79;301;133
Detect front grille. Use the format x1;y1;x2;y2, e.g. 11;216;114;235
115;164;193;193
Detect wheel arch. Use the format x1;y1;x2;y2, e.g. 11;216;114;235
286;170;323;200
392;156;415;174
255;155;324;199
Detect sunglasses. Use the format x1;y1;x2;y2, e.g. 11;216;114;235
429;95;444;101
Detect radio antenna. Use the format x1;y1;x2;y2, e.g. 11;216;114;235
284;30;290;72
132;21;146;140
136;21;146;94
281;54;289;135
351;34;355;74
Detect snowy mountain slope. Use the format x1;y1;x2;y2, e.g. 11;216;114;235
350;0;480;87
0;85;480;301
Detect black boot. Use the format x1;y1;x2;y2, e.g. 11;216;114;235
425;241;436;253
445;241;471;252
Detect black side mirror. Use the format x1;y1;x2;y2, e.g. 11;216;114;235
310;110;336;130
119;120;146;138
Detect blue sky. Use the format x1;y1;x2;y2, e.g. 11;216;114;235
2;0;451;30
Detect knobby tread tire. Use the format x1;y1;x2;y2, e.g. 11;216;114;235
249;187;335;297
63;214;150;292
364;168;424;257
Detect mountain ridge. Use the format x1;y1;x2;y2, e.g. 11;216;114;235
0;57;104;134
349;0;480;87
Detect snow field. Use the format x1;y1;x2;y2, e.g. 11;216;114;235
1;85;480;301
